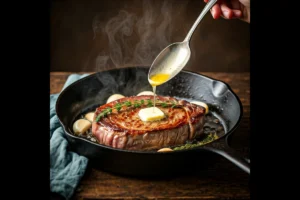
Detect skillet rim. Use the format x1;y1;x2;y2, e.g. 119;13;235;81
55;66;243;155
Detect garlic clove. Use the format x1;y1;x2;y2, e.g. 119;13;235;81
73;119;92;135
107;94;125;103
85;112;95;122
137;91;155;96
157;148;173;152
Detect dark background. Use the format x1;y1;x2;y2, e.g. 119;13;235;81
50;0;250;72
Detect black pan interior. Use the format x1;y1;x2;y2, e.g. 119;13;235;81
56;66;242;152
55;66;244;176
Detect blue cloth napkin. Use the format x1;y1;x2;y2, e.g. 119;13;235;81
50;74;89;199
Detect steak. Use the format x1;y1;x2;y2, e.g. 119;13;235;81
92;95;206;151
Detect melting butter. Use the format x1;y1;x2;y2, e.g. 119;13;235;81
149;73;170;109
138;107;165;122
149;73;170;86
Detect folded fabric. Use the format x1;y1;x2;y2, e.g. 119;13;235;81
50;74;89;200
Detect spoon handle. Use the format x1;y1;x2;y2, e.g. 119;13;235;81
183;0;218;42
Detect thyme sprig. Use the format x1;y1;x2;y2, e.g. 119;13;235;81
172;133;218;151
94;99;181;122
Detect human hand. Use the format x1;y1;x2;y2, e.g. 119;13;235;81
204;0;250;23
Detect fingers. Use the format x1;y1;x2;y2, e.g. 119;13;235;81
204;0;242;20
220;3;242;19
232;10;242;18
230;0;243;18
219;3;233;19
211;4;222;19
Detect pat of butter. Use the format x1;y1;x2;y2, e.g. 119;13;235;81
138;107;165;122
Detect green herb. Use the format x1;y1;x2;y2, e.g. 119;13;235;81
134;100;141;108
95;99;180;122
124;101;132;107
173;143;199;151
173;133;219;151
171;101;176;108
107;107;112;113
147;99;153;107
95;107;112;121
199;134;216;144
95;114;103;122
161;102;167;107
115;103;122;111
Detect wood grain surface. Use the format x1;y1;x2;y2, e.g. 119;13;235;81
50;71;250;200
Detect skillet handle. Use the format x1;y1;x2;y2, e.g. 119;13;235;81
202;136;250;174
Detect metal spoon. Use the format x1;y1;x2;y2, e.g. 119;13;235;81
148;0;218;85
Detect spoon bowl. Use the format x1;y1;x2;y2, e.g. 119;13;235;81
148;41;190;85
148;0;217;85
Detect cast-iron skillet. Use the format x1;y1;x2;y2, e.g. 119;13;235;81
56;66;250;176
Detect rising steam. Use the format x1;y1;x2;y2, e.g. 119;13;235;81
92;0;175;70
81;0;189;107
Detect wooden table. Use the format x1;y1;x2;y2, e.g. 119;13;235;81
50;72;250;200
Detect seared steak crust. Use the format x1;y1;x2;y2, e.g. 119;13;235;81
92;95;206;150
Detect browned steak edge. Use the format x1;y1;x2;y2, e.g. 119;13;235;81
93;95;205;135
